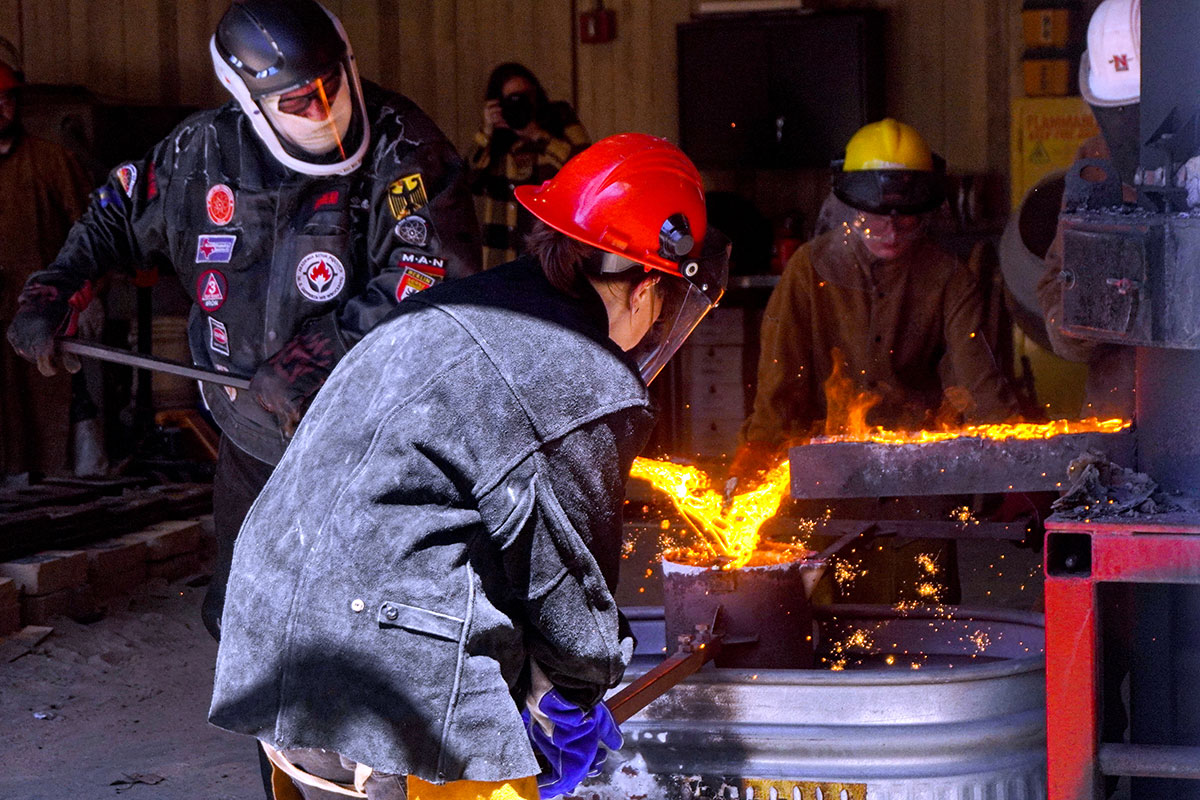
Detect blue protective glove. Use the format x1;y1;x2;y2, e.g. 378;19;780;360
521;689;623;799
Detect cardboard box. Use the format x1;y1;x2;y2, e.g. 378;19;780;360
0;551;88;596
1023;58;1072;96
1022;9;1072;48
1010;95;1101;208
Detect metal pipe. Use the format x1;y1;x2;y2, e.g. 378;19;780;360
57;338;251;390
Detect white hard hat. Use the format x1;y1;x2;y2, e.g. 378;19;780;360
1080;0;1141;108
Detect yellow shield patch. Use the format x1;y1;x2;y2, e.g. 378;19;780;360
388;173;429;220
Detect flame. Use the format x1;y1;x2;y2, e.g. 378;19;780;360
310;261;332;283
629;457;794;569
628;356;1131;573
819;350;1130;444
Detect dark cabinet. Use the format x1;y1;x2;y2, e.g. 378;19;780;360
678;11;885;169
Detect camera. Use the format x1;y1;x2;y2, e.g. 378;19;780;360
500;92;534;130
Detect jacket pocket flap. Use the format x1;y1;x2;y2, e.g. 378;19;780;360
377;601;464;642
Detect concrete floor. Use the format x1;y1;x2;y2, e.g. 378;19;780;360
0;582;261;800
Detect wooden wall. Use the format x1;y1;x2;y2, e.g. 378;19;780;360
3;0;1022;185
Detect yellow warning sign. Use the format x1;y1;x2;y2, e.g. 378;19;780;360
1010;96;1101;208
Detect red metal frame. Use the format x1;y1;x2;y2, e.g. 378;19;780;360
1044;517;1200;800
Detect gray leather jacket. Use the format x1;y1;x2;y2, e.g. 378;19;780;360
209;257;654;783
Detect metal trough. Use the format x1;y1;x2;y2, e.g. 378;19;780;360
582;605;1047;800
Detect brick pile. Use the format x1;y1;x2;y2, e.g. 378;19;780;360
0;515;213;634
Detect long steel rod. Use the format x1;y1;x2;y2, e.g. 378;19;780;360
57;339;252;390
1098;743;1200;779
607;640;719;725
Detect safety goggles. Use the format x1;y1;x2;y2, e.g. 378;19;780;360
273;69;343;116
849;211;927;244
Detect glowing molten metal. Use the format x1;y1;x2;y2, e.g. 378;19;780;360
629;458;793;569
820;354;1130;443
817;417;1130;446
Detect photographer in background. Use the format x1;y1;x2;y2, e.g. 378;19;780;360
469;62;590;269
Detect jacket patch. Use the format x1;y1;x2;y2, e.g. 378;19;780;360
213;364;236;401
295;252;346;302
97;186;123;210
196;234;236;263
393;215;429;247
387;173;428;220
209;317;230;356
116;164;138;198
207;184;235;226
313;190;340;211
396;266;441;300
196;269;228;312
146;162;158;201
396;251;446;270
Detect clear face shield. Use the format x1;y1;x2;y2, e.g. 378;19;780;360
258;61;362;161
628;229;731;384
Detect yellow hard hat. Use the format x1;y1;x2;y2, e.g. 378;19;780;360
843;119;934;172
834;119;945;214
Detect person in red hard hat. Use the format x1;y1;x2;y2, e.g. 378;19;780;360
208;133;728;800
0;59;92;480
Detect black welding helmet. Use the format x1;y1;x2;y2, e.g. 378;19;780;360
210;0;369;176
831;119;946;216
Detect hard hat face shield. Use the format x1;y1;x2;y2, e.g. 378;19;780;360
257;62;362;161
832;163;946;216
629;229;730;384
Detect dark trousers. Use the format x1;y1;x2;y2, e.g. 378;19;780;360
201;434;274;640
200;435;276;798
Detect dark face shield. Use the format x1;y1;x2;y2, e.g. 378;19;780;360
630;229;730;384
832;157;947;217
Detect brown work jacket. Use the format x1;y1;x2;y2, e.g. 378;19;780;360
0;131;90;476
741;231;1019;448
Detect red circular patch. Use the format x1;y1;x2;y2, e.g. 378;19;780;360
207;184;235;226
196;269;228;312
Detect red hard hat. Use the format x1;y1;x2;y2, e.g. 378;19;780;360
514;133;707;277
0;62;19;93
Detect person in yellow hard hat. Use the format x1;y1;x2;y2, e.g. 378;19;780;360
730;119;1020;604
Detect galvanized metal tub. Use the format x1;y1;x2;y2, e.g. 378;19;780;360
583;605;1046;800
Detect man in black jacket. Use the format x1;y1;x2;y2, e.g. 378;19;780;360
5;0;480;639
